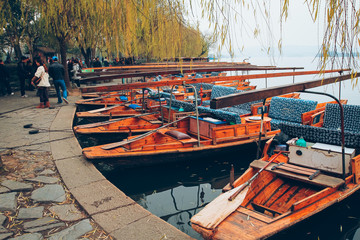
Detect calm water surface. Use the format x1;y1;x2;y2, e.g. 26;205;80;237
79;56;360;239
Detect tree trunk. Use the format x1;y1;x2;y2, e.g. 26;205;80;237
10;34;22;59
59;37;71;89
81;47;92;68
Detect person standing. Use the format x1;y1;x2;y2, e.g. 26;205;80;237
0;59;14;96
103;57;110;67
93;57;102;68
48;56;68;104
31;57;51;108
17;56;30;97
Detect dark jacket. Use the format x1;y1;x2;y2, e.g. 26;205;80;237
48;62;65;81
0;64;9;81
93;60;102;68
17;61;28;78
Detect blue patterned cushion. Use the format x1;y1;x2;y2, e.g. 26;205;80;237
323;104;360;133
149;91;176;100
223;107;251;116
210;85;237;99
165;99;195;112
279;122;360;148
198;106;242;124
268;97;318;123
128;104;141;109
191;83;214;92
271;119;301;130
160;92;176;99
120;96;128;101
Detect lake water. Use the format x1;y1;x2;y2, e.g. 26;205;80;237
87;56;360;239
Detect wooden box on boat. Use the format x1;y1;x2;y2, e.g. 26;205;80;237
189;117;227;138
289;143;355;175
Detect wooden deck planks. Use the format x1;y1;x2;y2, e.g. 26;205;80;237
214;210;267;240
250;160;345;188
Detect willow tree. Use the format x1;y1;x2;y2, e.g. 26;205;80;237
196;0;360;76
29;0;91;87
0;0;29;59
96;0;207;61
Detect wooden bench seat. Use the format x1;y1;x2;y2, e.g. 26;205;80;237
250;160;345;188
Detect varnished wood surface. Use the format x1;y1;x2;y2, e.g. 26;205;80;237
210;72;355;109
250;160;345;188
80;70;343;93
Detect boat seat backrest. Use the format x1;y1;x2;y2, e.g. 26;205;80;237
210;85;237;99
279;122;360;148
198;106;242;124
160;92;176;99
268;97;318;123
191;83;214;93
165;99;195;112
323;104;360;133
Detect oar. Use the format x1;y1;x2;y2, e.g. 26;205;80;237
228;151;283;201
191;183;249;230
86;97;143;113
81;92;127;102
191;151;284;230
75;112;159;129
101;115;191;150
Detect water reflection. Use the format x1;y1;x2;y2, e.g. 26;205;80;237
98;143;360;240
99;144;255;239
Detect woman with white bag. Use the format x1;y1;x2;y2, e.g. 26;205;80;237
31;57;51;108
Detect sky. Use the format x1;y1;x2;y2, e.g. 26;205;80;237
185;1;325;58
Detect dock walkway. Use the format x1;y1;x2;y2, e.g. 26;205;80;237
0;91;191;239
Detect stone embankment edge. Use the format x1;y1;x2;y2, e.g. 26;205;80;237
49;102;193;240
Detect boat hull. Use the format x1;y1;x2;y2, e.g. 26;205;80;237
83;137;271;168
192;181;360;240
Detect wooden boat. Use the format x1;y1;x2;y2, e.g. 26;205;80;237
81;108;281;167
190;72;360;239
75;80;257;120
74;112;162;139
191;138;360;239
75;91;143;110
75;104;150;120
74;91;300;138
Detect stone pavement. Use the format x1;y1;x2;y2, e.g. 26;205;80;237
0;91;192;239
0;92;104;239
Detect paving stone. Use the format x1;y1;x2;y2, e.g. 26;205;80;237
1;180;33;192
48;219;92;240
111;214;191;240
0;214;6;225
31;184;66;203
18;206;44;219
0;226;8;233
70;180;134;215
24;222;65;233
39;169;55;175
0;232;13;239
0;192;17;211
0;187;9;194
23;217;65;233
49;204;85;222
23;217;59;230
92;203;150;233
26;176;59;184
9;233;43;240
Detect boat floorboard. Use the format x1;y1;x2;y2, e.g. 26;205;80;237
250;160;344;188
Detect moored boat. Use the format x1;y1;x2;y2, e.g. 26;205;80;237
81;107;281;167
190;72;359;239
74;112;162;138
191;136;360;239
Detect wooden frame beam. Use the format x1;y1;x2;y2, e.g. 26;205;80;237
80;69;345;93
210;72;357;109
